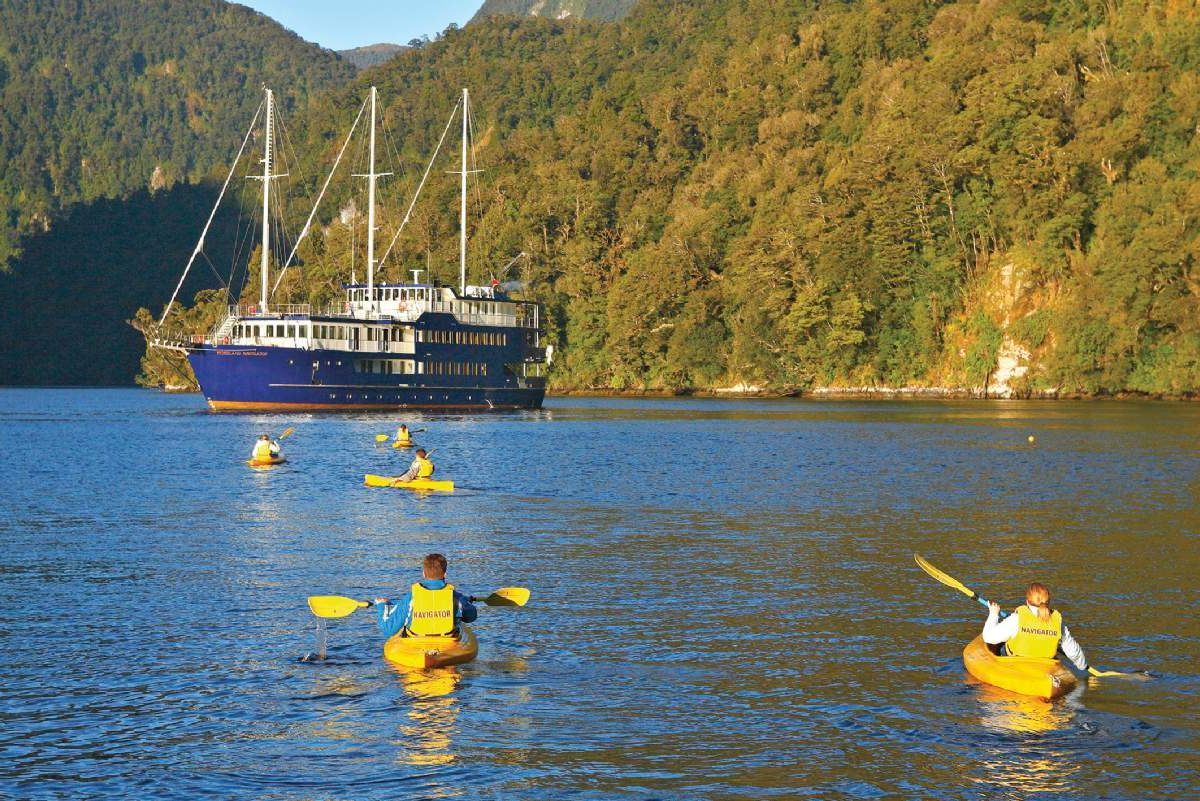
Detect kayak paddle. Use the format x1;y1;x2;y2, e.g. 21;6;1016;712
308;595;370;618
279;427;296;440
914;552;993;612
378;428;427;441
471;587;530;607
307;587;530;618
913;553;1148;680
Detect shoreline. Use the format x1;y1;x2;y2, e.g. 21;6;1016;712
2;384;1193;402
547;385;1198;401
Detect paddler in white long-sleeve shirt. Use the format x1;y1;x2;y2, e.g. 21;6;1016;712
983;581;1088;670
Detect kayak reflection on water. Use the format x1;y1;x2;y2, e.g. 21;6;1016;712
396;670;461;767
971;683;1085;795
972;681;1081;734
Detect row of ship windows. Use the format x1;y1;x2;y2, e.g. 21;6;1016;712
353;359;489;376
234;323;507;346
237;323;307;338
422;329;507;346
350;287;433;303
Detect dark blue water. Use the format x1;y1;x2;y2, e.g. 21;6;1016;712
1;389;1197;799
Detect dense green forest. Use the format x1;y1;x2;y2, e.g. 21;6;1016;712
472;0;637;23
4;0;1197;395
150;0;1198;396
0;0;353;269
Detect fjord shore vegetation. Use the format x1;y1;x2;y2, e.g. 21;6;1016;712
149;0;1199;398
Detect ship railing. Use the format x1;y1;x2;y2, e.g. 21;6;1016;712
148;326;202;350
229;303;313;318
221;299;538;330
315;300;521;328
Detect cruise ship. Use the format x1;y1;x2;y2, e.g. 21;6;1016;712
150;86;547;411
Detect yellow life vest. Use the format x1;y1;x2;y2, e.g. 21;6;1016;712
407;582;455;636
252;440;272;460
1007;605;1062;659
416;456;434;478
396;428;411;444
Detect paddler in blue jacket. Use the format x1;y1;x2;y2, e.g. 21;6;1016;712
375;553;477;637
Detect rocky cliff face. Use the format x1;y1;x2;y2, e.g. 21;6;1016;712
471;0;636;23
338;43;406;70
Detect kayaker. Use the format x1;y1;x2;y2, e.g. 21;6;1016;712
394;447;434;483
983;582;1088;671
251;433;280;461
395;424;412;445
374;553;478;637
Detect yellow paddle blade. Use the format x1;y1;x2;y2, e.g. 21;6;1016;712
375;434;389;442
914;553;976;599
1088;666;1151;680
279;427;296;440
476;587;530;607
308;595;370;618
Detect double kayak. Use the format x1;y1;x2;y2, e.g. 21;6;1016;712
364;473;454;492
384;626;478;669
963;635;1077;699
392;439;414;449
247;456;286;467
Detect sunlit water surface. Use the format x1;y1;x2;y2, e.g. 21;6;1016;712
1;389;1197;800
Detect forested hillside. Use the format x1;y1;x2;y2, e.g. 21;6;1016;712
0;0;354;269
152;0;1200;397
472;0;636;23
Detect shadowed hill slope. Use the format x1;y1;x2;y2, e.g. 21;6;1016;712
0;0;353;269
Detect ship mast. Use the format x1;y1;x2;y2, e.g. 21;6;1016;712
259;87;274;313
460;87;469;295
367;86;378;309
353;86;388;309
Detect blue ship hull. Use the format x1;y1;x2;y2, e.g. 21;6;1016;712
187;344;545;411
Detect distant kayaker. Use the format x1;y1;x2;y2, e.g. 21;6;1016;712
984;582;1088;670
374;553;478;637
394;447;434;483
395;424;412;445
251;433;280;461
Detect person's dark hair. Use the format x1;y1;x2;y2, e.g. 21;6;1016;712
423;553;448;576
416;448;428;457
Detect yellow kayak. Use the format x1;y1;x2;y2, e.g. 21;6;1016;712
383;626;478;669
392;439;414;449
247;456;286;467
963;635;1077;700
364;474;454;492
